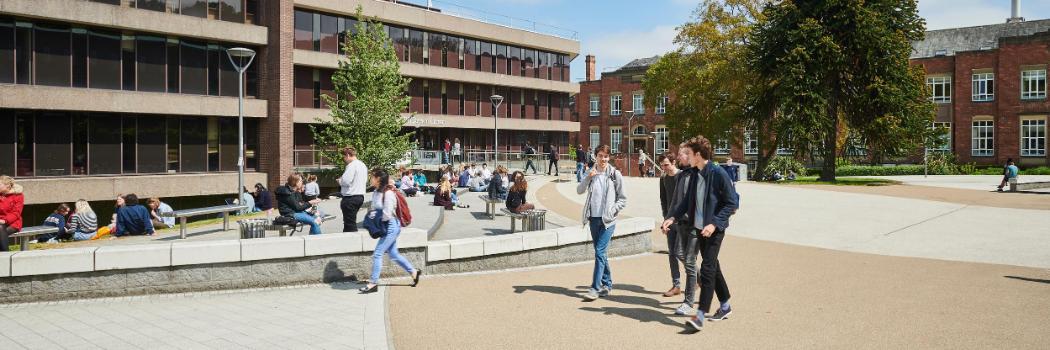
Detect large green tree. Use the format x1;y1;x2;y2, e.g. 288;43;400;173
749;0;935;180
312;8;413;170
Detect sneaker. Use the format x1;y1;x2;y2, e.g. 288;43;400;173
583;289;600;301
598;286;612;298
686;316;704;331
674;303;693;316
27;239;38;244
708;306;732;321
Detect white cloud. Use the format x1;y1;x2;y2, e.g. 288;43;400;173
919;0;1011;29
581;25;678;73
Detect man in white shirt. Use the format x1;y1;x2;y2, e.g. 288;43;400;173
480;163;493;181
338;147;368;232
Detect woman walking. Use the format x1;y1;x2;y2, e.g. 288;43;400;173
576;144;627;300
360;168;421;293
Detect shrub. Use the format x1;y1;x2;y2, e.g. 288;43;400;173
1022;166;1050;175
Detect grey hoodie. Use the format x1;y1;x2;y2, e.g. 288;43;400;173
576;164;627;227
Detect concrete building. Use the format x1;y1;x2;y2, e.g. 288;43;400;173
0;0;579;205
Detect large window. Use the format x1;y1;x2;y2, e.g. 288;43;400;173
610;94;622;116
88;29;122;90
926;75;951;103
35;113;71;176
971;120;994;157
136;35;167;92
293;9;313;51
972;72;994;101
34;23;71;87
715;133;730;155
1021;118;1046;157
181;0;209;18
180;40;208;94
744;127;758;155
589;95;599;117
654;125;668;154
0;19;14;84
656;94;668;114
610;127;622;154
1021;69;1046;100
89;115;122;175
931;122;951;153
632;93;644;115
589;127;600;150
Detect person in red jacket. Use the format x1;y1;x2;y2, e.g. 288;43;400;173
0;175;25;252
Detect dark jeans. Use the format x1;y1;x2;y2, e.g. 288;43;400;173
341;195;364;232
525;159;538;174
0;224;17;251
548;160;559;175
667;224;681;288
677;224;701;305
697;230;731;313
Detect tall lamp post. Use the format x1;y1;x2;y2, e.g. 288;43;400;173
625;110;636;177
490;95;504;165
226;47;256;204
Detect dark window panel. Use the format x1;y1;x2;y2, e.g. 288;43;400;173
90;0;122;5
319;13;338;54
121;34;136;90
72;113;87;175
0;19;13;84
219;0;244;23
208;0;220;20
408;29;424;64
122;116;136;173
319;68;334;108
463;38;476;71
36;23;72;87
245;61;257;97
136;35;167;92
167;38;179;93
137;116;166;173
89;114;122;175
495;44;507;74
0;111;14;176
219;117;237;171
15;112;33;176
180;40;207;94
311;13;320;51
137;0;167;12
207;44;220;95
219;45;239;97
207;117;219;171
88;29;121;90
167;117;179;172
180;117;207;172
244;118;258;170
245;0;258;25
388;25;406;61
15;22;31;84
181;0;208;18
72;28;87;88
293;65;313;108
311;69;320;108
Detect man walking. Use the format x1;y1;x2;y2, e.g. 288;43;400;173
658;154;682;299
523;143;539;174
661;136;739;332
338;147;368;232
547;144;560;176
575;144;588;183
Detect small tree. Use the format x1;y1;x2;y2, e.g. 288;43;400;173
312;7;413;171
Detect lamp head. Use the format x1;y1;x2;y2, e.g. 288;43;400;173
490;94;504;107
227;47;256;58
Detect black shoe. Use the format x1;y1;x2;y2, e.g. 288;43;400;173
708;307;732;321
686;317;703;331
358;284;378;294
412;270;422;287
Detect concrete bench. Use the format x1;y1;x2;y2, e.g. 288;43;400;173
8;226;60;251
163;204;248;239
499;208;546;233
479;195;503;219
1009;178;1050;192
266;214;338;237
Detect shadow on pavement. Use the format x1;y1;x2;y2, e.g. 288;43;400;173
515;284;672;311
578;307;681;327
1004;275;1050;284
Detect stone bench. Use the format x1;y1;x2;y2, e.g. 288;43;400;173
499;208;546;233
163;204;248;239
7;226;60;251
478;195;503;219
1009;179;1050;192
240;214;338;238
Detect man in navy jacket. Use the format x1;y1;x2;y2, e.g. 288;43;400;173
661;136;739;332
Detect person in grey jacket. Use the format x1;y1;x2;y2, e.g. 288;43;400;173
576;144;627;301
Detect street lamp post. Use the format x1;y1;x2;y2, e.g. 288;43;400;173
226;47;256;205
625;111;636;177
490;95;504;165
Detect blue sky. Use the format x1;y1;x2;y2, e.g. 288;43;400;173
421;0;1050;82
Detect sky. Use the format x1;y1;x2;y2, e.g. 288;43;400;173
420;0;1050;82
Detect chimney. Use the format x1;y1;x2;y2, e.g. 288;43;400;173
1008;0;1025;23
585;55;595;81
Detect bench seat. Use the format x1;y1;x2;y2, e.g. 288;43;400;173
8;226;60;251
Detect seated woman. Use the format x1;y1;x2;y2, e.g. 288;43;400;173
505;171;535;213
40;203;71;243
68;199;99;241
414;171;433;194
399;170;418;197
147;197;175;229
239;187;257;215
468;171;488;192
303;174;320;201
487;165;509;200
433;176;455;210
254;183;274;215
115;194;155;237
276;173;323;235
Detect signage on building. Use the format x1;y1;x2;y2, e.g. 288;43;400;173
406;117;447;126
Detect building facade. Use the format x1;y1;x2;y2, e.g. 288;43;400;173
0;0;579;205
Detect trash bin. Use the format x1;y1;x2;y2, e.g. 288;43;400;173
239;218;269;239
527;209;547;231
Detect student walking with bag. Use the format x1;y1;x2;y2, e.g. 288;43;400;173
360;168;421;294
577;144;627;301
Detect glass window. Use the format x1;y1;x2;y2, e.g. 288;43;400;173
972;72;994;101
89;114;122;175
0;19;13;84
656;94;668;114
971;120;994;157
0;112;12;176
35;113;71;176
181;117;207;172
931;122;951;153
136;35;167;92
1021;69;1046;100
220;46;239;97
610;94;622;116
610;127;622;153
207;117;219;171
1021;119;1046;157
219;117;238;171
88;29;121;90
167;118;179;172
245;0;258;25
926;76;951;103
72;113;87;175
715;134;730;155
121;34;136;90
137;0;167;12
72;28;87;88
208;44;220;96
167;38;179;93
15;22;31;85
180;40;207;94
319;14;338;54
589;95;599;116
34;23;71;87
409;29;424;64
137;116;166;173
15;113;33;176
632;93;644;115
655;125;668;154
122;116;136;173
245;118;258;170
219;0;244;23
589;127;600;150
745;126;758;155
293;10;313;51
181;0;208;18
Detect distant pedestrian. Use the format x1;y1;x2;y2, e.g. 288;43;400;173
547;144;560;176
575;144;588;183
303;174;320;201
997;158;1019;192
339;147;368;232
359;168;421;293
523;143;539;174
577;144;627;301
661;136;739;332
657;154;683;300
638;149;649;177
452;138;462;164
443;138;452;164
0;175;23;251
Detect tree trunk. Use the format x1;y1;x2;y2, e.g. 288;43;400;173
754;112;776;181
819;95;838;182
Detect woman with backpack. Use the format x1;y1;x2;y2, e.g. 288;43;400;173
577;144;627;301
360;168;421;293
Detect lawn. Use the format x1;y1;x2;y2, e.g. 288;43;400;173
771;176;900;186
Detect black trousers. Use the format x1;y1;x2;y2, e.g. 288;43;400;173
697;230;731;313
548;159;559;175
0;224;17;252
340;195;364;232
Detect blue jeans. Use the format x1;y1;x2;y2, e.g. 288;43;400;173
293;212;322;235
588;217;614;291
370;219;416;282
72;231;96;241
576;162;586;182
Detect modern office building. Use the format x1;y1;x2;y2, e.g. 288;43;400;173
0;0;579;205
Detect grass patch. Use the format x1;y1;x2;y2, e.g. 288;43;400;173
772;176;900;186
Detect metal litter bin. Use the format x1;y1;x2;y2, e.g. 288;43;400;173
239;218;269;239
527;209;547;231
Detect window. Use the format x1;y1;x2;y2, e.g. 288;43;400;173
589;95;599;117
293;10;313;51
744;127;758;155
89;115;122;175
180;40;208;94
72;29;87;88
319;14;338;54
35;113;71;176
0;19;14;84
610;127;622;153
926;76;951;103
972;72;994;101
715;134;730;155
632;93;644;115
656;94;668;114
589;127;600;150
219;0;245;23
15;21;31;85
971;120;994;157
1021;69;1046;100
1021;118;1046;157
931;122;951;153
422;81;430;114
181;0;208;18
610;94;622;116
34;23;71;87
136;35;167;92
655;125;668;154
88;29;121;90
777;132;794;155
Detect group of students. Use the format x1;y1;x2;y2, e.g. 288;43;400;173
575;136;740;333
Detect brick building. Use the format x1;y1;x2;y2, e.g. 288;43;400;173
0;0;579;205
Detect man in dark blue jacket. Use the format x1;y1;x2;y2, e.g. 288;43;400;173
115;194;155;236
661;136;739;332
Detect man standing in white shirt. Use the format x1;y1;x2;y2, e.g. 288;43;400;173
338;147;368;232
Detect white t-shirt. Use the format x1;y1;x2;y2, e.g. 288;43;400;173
339;159;368;196
481;168;493;180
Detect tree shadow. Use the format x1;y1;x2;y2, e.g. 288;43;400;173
1004;275;1050;284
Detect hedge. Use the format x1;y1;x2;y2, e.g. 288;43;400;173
799;165;1050;177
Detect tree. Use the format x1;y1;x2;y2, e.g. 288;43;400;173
312;7;414;171
749;0;936;181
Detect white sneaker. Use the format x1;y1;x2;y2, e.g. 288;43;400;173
674;303;693;315
27;239;38;244
583;289;599;301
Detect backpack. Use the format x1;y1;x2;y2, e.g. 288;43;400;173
383;190;413;227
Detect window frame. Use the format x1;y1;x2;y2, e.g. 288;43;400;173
971;119;994;157
1020;118;1046;157
1021;69;1047;100
610;126;622;154
588;95;599;117
971;72;994;102
610;94;622;116
926;75;952;103
632;92;644;115
931;122;952;153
